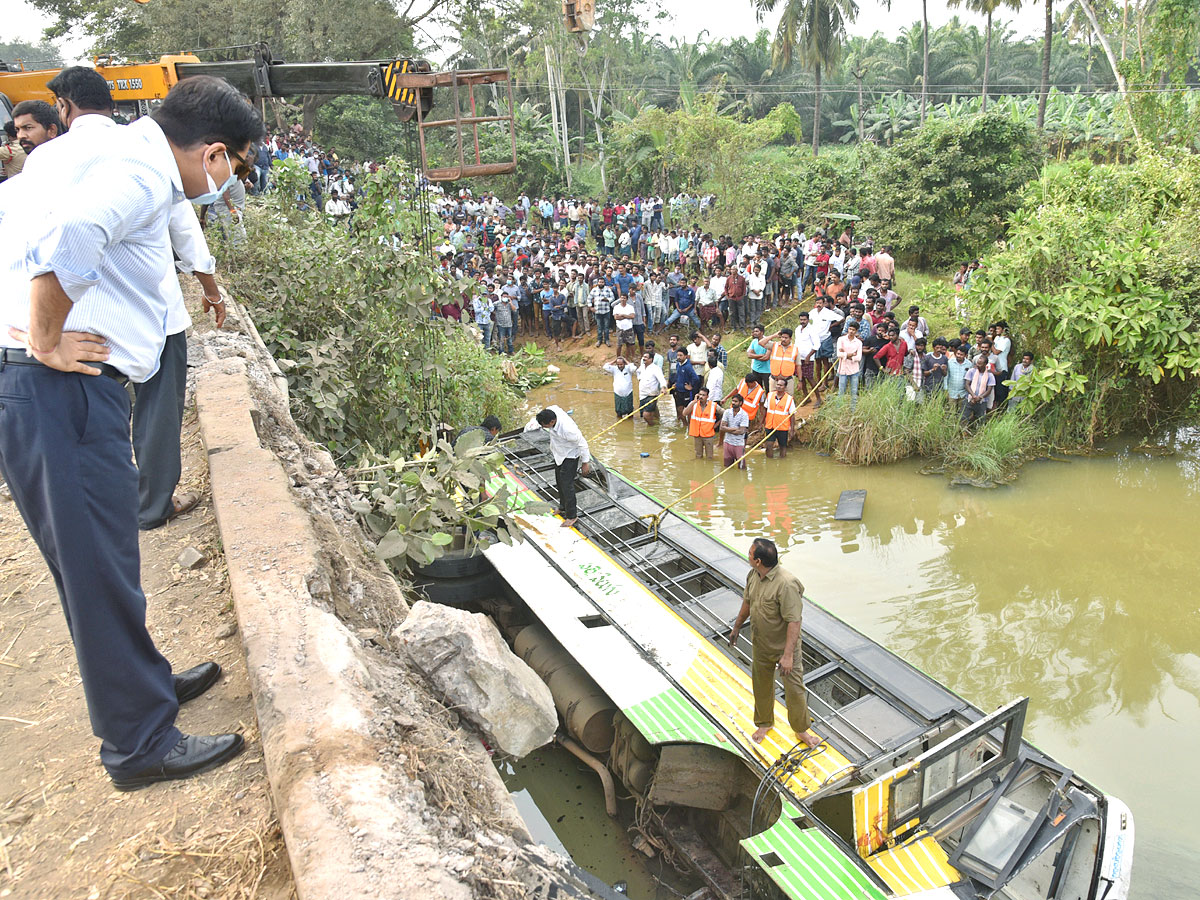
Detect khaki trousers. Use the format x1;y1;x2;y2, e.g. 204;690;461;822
751;642;810;735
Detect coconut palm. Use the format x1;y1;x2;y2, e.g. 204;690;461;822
646;35;725;110
1037;0;1053;129
710;31;791;118
755;0;860;155
947;0;1024;111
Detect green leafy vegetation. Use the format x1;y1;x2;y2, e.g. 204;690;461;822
864;113;1042;268
224;158;517;460
973;149;1200;445
350;433;550;572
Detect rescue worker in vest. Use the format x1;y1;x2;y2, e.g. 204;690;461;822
766;327;801;396
724;371;765;435
729;537;821;748
763;377;797;459
683;385;721;459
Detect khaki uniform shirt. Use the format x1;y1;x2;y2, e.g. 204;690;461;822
744;565;804;657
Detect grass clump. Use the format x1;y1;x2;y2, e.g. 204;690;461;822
808;381;1040;481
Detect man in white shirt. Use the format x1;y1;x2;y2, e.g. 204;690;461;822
0;74;261;789
48;68;225;532
324;190;351;222
802;237;819;292
524;406;591;528
746;262;767;327
636;351;667;425
705;351;725;403
719;392;750;469
602;355;635;420
685;331;709;367
808;295;844;390
612;295;637;351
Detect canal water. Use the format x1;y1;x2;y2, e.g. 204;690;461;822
510;367;1198;899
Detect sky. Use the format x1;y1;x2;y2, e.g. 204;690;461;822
4;0;1051;66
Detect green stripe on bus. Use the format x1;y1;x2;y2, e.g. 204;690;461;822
743;814;884;900
623;689;724;748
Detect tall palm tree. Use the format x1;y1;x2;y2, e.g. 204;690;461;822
920;0;931;122
755;0;860;155
1037;0;1053;129
948;0;1023;111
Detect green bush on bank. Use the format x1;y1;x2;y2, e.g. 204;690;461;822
224;159;517;459
807;383;1038;481
972;149;1200;446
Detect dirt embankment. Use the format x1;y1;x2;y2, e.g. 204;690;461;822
0;296;292;900
0;278;612;900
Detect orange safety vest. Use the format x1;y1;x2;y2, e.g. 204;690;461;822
770;341;800;378
688;399;718;438
739;381;764;417
764;392;795;431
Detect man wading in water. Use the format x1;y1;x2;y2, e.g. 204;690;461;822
728;538;820;747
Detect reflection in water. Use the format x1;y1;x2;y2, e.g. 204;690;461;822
527;368;1200;898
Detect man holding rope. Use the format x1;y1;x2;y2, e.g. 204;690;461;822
729;538;820;747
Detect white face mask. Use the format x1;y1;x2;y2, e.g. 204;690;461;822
191;150;237;204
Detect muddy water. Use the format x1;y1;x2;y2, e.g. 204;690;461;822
515;368;1198;899
498;747;698;898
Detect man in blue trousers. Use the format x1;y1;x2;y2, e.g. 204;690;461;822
43;66;219;531
0;76;263;790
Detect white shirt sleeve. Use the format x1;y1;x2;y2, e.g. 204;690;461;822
556;411;591;464
168;200;216;275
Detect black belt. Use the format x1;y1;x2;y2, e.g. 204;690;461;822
0;347;129;385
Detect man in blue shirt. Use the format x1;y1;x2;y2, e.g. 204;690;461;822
747;324;773;379
0;76;262;790
472;293;494;350
672;349;701;422
614;264;633;299
549;284;569;350
254;143;271;193
539;283;556;338
663;282;698;331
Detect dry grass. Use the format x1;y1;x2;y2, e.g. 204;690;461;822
105;811;293;900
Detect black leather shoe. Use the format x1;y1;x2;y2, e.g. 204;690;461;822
111;733;245;791
174;661;221;705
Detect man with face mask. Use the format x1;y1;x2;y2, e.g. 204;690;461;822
0;76;264;790
46;66;229;531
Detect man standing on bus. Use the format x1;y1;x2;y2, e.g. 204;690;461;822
729;538;821;748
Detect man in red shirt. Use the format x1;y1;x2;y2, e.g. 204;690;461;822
724;267;748;328
815;243;831;281
873;324;907;376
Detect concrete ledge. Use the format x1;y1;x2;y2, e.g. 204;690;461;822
196;357;472;900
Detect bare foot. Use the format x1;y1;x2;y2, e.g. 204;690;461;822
751;726;770;743
560;517;578;528
796;729;821;748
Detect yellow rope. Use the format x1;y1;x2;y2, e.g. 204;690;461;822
637;366;836;538
583;294;813;445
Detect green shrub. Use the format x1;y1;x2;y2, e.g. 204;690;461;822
225;158;519;459
862;113;1043;270
973;148;1200;445
809;381;1038;480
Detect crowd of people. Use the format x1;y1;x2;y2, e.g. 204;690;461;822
434;187;1032;448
